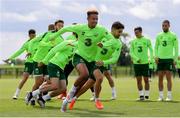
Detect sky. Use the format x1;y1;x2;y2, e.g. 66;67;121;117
0;0;180;63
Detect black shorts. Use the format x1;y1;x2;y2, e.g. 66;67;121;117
24;62;34;75
33;62;48;76
134;64;149;77
47;63;66;80
157;59;173;71
72;54;97;80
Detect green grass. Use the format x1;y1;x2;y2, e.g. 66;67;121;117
0;76;180;117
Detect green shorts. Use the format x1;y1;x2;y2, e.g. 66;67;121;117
134;64;149;77
72;54;97;80
24;62;34;75
64;61;74;85
99;65;111;73
33;62;48;76
47;63;66;80
157;59;173;71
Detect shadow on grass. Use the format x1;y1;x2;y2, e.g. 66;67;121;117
68;107;125;117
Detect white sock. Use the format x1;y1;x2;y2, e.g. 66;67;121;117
73;96;77;100
68;85;77;99
112;87;116;93
139;90;144;96
32;89;40;97
71;85;77;92
145;90;149;97
42;93;51;101
167;91;172;97
14;88;21;96
159;91;164;98
95;97;100;102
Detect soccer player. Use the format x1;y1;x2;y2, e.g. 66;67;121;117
30;20;64;94
155;20;179;101
66;23;78;41
177;56;180;78
57;23;78;100
64;21;124;111
50;9;114;110
130;27;153;101
25;40;77;108
4;29;36;99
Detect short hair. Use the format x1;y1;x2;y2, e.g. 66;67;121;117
28;29;36;34
54;20;64;25
48;24;55;31
134;27;142;32
87;10;98;17
72;23;77;25
111;21;124;30
163;20;170;25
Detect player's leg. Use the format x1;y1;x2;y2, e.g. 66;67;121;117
157;71;164;101
104;70;116;100
66;54;89;100
143;76;149;100
93;68;104;109
165;68;173;101
62;78;95;112
58;61;74;99
157;60;165;101
89;86;95;101
143;64;150;100
32;62;44;91
134;64;144;100
136;76;144;100
178;69;180;78
13;62;33;99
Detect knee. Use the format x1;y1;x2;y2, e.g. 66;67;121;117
51;83;58;90
80;71;89;79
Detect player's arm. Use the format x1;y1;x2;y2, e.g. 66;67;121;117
148;39;154;63
42;42;67;65
50;25;81;41
103;42;122;65
28;34;43;54
130;41;140;63
174;35;179;62
8;42;28;60
154;35;159;63
101;28;114;43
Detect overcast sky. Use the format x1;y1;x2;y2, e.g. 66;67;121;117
0;0;180;63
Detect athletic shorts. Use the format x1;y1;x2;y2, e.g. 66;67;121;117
72;54;97;80
64;61;74;85
133;64;149;77
47;63;66;80
99;65;111;73
33;62;48;76
24;62;34;75
157;59;173;71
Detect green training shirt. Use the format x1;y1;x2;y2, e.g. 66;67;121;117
50;24;114;62
33;30;64;62
130;36;153;64
95;37;122;66
42;40;77;70
155;31;178;62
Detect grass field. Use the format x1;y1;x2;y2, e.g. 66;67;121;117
0;76;180;117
